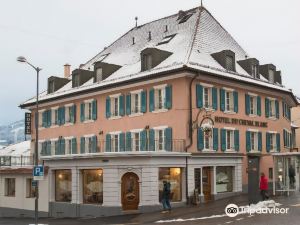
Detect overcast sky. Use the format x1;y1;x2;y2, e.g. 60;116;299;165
0;0;299;125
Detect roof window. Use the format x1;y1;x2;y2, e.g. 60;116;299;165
178;13;193;24
157;34;176;45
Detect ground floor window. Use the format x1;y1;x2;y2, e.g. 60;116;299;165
216;167;233;193
4;178;15;197
26;178;36;198
82;169;103;204
194;168;201;195
55;170;72;202
159;168;182;202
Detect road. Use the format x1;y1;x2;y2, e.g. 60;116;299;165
0;194;299;225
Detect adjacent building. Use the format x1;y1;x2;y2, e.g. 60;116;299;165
0;141;49;217
19;6;299;217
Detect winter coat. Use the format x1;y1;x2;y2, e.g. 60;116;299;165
162;182;171;199
259;175;268;190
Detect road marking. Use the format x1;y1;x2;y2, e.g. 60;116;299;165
247;215;254;218
290;203;300;207
236;217;244;221
225;221;233;224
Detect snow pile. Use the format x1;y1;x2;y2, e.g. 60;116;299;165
156;214;227;223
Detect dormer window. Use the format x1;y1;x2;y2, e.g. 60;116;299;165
142;54;153;70
251;64;259;78
225;55;234;71
269;69;275;83
211;50;236;72
73;74;80;87
49;81;55;93
95;68;103;82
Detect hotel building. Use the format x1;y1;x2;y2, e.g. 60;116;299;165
20;6;299;217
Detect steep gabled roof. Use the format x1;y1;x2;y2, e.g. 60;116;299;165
21;6;295;107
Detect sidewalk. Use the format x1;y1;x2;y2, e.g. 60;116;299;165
1;193;300;225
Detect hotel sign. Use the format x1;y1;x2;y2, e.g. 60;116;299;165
214;116;268;128
25;112;31;135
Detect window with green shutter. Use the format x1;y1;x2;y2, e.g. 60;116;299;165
220;89;225;111
196;84;203;108
213;128;218;151
91;136;97;153
233;91;238;113
212;87;218;110
106;97;111;118
119;95;125;116
276;133;280;152
258;132;262;152
197;128;204;151
246;131;251;152
165;85;172;109
105;134;111;152
126;94;131;115
221;129;226;151
265;98;270;118
141;90;147;113
245;94;250;115
72;138;77;154
80;137;85;154
92;100;97;120
257;96;261;116
149;89;155;112
119;133;125;152
234;130;239;151
80;103;85;122
126;132;132;151
140;130;148;151
165;127;172;151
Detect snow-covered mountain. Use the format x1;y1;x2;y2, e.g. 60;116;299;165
0;120;30;146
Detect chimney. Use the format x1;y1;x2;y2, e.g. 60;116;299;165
64;64;71;78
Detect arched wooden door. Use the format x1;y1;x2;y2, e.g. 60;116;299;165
121;172;139;210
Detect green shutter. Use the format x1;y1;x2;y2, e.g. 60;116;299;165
126;94;131;115
119;133;125;152
149;129;155;151
72;138;77;154
246;131;251;152
140;130;148;151
197;128;204;151
257;96;261;116
141;91;147;113
234;130;239;151
165;128;172;151
55;140;59;155
119;95;125;116
105;134;111;152
106;97;111;118
165;85;172;109
220;89;225;111
80;103;85;122
276;133;280;152
275;100;279;119
266;133;270;153
258;132;262;152
149;89;155;112
233;91;238;113
126;132;132;151
265;98;270;118
245;94;250;115
71;105;76;123
213;128;218;151
42;111;47;127
283;130;286;147
61;139;65;155
80;137;85;154
61;107;65;125
212;87;218;110
57;108;61;125
47;110;52;127
221;129;226;151
92;100;97;120
47;140;51;155
91;136;97;153
196;84;203;108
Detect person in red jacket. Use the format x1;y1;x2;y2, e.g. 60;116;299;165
259;172;269;201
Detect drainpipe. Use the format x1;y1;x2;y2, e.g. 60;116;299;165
185;73;199;204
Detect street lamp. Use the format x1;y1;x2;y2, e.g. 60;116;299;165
17;56;41;225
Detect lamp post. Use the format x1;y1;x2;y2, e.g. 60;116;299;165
17;56;41;225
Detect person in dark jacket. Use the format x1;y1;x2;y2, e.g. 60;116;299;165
161;181;171;213
259;172;269;201
289;165;295;188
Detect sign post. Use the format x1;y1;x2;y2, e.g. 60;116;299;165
33;165;44;181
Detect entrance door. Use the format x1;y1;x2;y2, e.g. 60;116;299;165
202;167;212;202
121;172;139;210
248;156;260;204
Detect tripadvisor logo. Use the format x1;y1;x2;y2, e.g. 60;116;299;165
225;204;239;217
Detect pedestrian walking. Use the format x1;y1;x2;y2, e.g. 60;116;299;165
161;181;171;213
289;165;295;188
259;172;269;201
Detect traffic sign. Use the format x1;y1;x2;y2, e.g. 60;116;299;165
33;165;44;181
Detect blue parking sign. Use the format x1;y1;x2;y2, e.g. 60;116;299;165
33;165;44;180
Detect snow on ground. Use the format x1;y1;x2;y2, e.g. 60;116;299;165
155;200;282;223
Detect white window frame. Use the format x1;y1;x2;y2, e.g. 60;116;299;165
96;67;103;82
64;136;74;155
143;54;153;70
250;131;259;152
110;95;121;118
268;98;276;118
51;107;59;127
131;132;140;152
154;87;166;111
225;129;235;151
269;132;277;152
203;133;213;151
249;95;257;116
65;104;74;124
50;138;58;155
131;91;142;114
153;126;167;151
38;110;45;128
225;90;234;112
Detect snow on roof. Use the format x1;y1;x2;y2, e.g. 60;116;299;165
21;7;293;106
0;141;31;156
